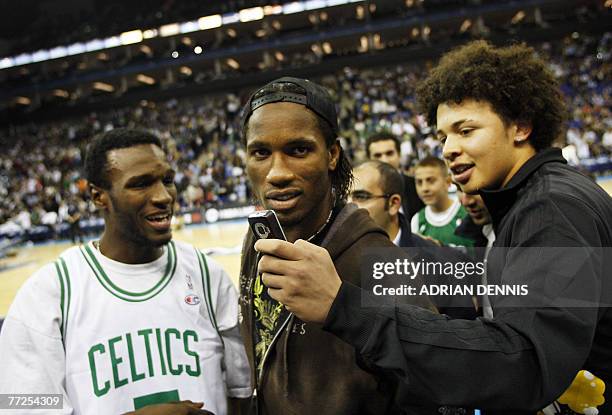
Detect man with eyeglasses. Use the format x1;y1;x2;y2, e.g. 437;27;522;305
351;161;433;249
351;160;478;322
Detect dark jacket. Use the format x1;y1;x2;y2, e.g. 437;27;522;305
402;174;425;220
399;212;479;320
397;212;436;249
323;148;612;414
239;204;434;415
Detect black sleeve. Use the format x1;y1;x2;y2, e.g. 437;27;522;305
323;196;604;411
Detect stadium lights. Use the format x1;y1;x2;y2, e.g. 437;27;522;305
31;50;50;63
194;46;203;54
171;51;179;58
0;57;13;69
263;5;283;15
49;47;68;59
222;13;240;25
143;29;159;39
160;23;180;37
67;43;86;56
120;30;143;45
14;54;33;66
15;96;31;105
198;15;222;30
511;10;526;24
53;89;69;98
136;74;156;85
93;82;114;92
305;0;326;10
283;2;305;14
85;39;105;52
104;37;121;49
226;58;240;69
180;21;200;34
359;35;369;52
460;19;472;33
0;0;366;70
239;7;264;22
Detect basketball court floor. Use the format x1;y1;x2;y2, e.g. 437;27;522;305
1;178;612;319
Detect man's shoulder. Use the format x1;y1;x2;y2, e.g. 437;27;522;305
520;164;611;218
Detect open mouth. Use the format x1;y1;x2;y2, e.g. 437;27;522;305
145;213;172;231
451;163;475;185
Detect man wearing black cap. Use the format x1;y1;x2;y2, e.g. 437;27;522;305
239;77;433;414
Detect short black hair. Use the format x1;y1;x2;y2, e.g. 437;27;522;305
365;131;401;158
242;81;353;202
84;128;163;189
416;40;566;151
357;160;403;197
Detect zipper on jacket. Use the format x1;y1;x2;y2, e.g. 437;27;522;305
256;312;294;387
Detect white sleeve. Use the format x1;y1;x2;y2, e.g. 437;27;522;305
0;263;74;414
411;212;420;234
205;256;252;399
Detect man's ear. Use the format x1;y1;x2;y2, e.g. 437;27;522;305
513;122;533;143
328;141;341;171
388;194;402;215
90;184;109;211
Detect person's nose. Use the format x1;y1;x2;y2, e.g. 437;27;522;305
266;154;295;187
442;134;462;163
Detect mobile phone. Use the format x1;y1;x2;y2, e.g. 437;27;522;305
248;210;287;241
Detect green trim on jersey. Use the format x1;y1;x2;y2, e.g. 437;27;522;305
196;249;224;346
79;242;177;302
417;206;475;248
54;257;71;341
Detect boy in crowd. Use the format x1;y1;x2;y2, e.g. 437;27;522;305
411;156;473;249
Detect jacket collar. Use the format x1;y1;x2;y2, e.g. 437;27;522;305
480;148;566;227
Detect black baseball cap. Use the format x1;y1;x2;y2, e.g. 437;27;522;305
240;76;339;136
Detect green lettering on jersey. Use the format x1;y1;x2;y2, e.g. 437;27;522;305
165;329;184;375
126;333;145;382
108;335;128;388
183;330;201;377
137;328;155;377
155;328;168;375
88;343;110;397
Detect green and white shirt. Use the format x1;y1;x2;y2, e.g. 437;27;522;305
0;240;250;415
411;200;474;249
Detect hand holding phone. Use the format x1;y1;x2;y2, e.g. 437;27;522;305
248;210;287;241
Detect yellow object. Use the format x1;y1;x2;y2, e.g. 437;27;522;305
557;370;605;414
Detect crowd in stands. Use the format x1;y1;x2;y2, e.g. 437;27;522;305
0;32;610;241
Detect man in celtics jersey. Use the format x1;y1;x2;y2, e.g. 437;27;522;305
410;156;474;249
0;129;250;414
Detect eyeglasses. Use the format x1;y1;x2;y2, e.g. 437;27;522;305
349;190;392;202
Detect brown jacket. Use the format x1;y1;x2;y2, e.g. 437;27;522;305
238;204;434;414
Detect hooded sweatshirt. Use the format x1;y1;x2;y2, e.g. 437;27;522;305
238;204;434;415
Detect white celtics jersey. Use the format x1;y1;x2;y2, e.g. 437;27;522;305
0;240;250;415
